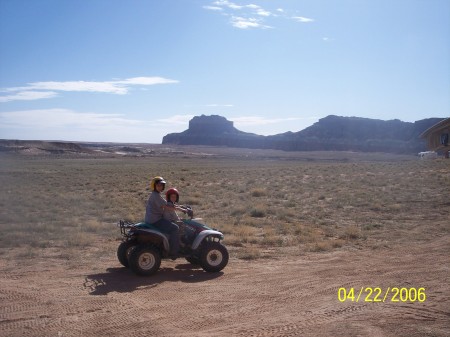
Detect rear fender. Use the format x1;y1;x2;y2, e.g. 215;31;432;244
192;230;224;250
132;229;169;252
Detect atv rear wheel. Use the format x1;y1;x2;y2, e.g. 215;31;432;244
128;245;161;276
117;241;136;268
200;242;229;272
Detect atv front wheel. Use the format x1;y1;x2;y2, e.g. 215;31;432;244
117;241;136;268
200;242;229;272
128;245;161;276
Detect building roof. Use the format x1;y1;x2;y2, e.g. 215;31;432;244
420;117;450;139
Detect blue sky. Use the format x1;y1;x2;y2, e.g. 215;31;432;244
0;0;449;143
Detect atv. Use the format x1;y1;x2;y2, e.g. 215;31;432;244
117;206;229;276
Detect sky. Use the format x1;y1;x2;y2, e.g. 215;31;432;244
0;0;449;143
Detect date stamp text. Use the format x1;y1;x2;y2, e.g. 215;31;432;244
338;287;426;303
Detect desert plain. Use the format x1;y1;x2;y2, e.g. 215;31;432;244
0;146;449;336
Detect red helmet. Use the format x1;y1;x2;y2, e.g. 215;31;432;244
165;188;179;202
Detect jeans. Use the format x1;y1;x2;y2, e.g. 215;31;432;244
152;218;179;256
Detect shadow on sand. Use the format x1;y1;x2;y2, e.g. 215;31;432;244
84;263;224;295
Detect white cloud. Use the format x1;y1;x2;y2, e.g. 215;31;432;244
0;76;179;102
205;2;313;29
0;109;190;143
231;16;272;29
255;8;271;17
0;109;144;129
0;91;58;103
9;81;129;94
213;0;242;10
292;16;314;23
114;77;178;86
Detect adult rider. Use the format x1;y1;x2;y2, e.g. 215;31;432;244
144;176;179;259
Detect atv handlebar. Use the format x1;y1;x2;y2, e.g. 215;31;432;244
177;205;194;218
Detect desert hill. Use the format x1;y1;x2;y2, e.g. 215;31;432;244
1;115;443;156
163;115;443;154
0;139;92;155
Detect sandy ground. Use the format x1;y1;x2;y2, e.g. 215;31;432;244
0;235;449;337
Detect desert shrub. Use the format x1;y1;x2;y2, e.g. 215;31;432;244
250;188;267;197
261;235;284;247
276;209;297;222
284;200;297;208
235;247;261;260
183;197;201;205
218;222;234;234
331;239;345;248
66;232;91;247
308;241;333;252
341;225;362;240
234;225;259;243
223;235;244;247
82;219;109;233
250;205;266;218
362;223;383;230
246;178;256;185
230;205;247;217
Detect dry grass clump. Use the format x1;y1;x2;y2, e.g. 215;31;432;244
66;232;91;247
260;226;283;247
307;241;333;252
250;188;267;197
235;246;262;260
1;153;449;260
340;225;362;240
224;225;260;246
249;204;267;218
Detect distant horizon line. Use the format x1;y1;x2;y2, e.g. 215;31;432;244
1;114;446;145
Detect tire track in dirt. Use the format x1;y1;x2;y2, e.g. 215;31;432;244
1;237;449;337
0;266;155;337
114;257;378;337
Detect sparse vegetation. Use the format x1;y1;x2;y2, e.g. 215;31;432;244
1;151;449;260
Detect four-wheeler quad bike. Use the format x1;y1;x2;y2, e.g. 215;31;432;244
117;207;229;276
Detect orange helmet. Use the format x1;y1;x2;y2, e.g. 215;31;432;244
150;176;166;191
166;188;179;202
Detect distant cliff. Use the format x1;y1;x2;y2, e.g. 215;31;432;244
163;115;266;148
162;114;444;154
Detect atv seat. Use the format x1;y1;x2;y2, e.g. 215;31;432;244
134;222;161;231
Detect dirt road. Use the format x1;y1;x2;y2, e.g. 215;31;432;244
1;235;449;337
